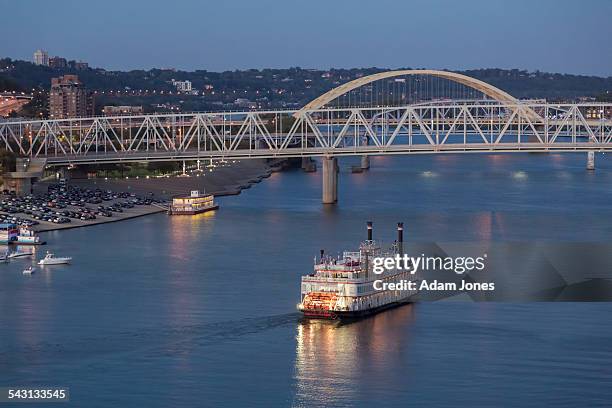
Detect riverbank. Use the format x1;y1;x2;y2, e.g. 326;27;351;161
26;159;289;233
32;205;166;232
50;159;283;200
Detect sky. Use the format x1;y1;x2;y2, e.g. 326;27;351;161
2;0;611;76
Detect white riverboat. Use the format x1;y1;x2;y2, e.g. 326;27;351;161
298;222;418;320
16;227;44;245
168;190;218;215
38;252;72;265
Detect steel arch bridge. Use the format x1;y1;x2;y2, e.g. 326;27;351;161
298;69;538;117
1;70;611;166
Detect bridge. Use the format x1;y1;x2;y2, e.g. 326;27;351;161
1;70;611;202
0;93;32;117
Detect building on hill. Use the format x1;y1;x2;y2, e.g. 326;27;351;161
33;49;49;66
49;75;95;119
49;56;67;69
73;61;89;70
171;79;192;92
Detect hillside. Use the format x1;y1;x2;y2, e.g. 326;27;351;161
1;58;611;117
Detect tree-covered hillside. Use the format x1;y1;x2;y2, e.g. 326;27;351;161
1;57;611;117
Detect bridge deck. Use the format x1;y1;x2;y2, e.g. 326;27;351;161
0;102;610;165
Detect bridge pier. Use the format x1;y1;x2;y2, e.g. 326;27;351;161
361;155;370;170
322;157;338;204
6;158;46;196
587;151;595;170
11;177;32;196
301;156;317;172
57;166;71;181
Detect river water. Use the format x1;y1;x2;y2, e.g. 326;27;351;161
2;153;612;407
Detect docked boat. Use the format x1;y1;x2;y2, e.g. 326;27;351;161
16;227;45;245
298;222;418;320
8;250;34;259
0;223;18;244
168;190;218;215
22;266;35;275
38;252;72;265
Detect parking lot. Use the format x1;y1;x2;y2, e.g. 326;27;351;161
1;183;167;231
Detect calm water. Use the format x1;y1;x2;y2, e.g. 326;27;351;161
2;153;612;407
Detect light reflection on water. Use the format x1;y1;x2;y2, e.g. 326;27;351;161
293;305;416;408
1;153;612;406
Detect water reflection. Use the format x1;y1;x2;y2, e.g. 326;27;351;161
293;305;415;408
168;210;217;260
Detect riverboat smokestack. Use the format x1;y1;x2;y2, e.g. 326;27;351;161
367;221;373;241
320;249;324;261
397;222;403;254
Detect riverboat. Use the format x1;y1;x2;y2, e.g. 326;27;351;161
16;226;45;245
168;190;218;215
298;222;418;320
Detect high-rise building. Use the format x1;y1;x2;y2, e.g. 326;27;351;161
49;56;67;69
33;49;49;66
49;75;95;119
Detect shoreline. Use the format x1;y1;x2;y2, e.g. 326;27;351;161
28;158;292;233
34;205;167;233
50;159;281;200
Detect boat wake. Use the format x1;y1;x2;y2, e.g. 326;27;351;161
0;313;301;374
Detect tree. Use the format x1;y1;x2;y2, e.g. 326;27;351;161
0;149;16;174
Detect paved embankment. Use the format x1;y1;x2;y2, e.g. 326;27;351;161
28;159;283;232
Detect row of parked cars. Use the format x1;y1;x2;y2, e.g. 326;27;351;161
0;214;39;227
45;185;157;207
0;184;160;225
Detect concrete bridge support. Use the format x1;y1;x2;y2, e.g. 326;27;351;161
322;157;338;204
361;155;370;170
12;177;32;196
7;158;47;196
587;151;595;170
57;166;71;181
301;156;317;172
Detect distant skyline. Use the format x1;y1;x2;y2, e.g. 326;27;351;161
2;0;612;77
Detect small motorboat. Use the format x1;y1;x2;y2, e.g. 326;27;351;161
22;266;35;275
8;251;34;259
38;252;72;265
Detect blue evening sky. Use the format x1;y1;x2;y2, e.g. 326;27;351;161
2;0;611;76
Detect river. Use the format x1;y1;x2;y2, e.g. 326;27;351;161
1;153;612;407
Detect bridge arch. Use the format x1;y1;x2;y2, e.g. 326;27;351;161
298;69;526;113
